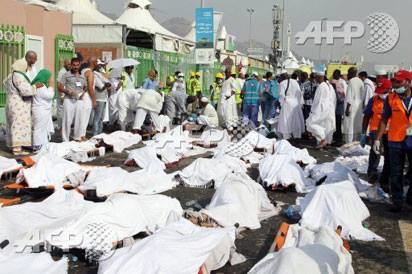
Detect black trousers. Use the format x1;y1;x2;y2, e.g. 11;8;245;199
367;134;390;187
389;147;412;205
333;114;343;143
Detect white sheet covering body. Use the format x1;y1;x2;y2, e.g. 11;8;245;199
177;155;247;188
0;253;68;274
92;131;142;153
248;225;354;274
297;180;384;241
259;154;313;193
273;140;317;165
17;153;82;188
34;141;100;163
78;167;176;196
306;81;336;144
98;219;236;274
201;173;280;229
0;156;22;177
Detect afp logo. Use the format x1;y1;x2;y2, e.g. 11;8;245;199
295;12;400;54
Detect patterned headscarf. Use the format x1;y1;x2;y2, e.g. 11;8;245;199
11;59;28;72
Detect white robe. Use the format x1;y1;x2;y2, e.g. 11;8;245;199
217;77;238;128
198;103;219;128
116;89;142;131
343;77;365;142
277;79;305;139
26;66;38;82
363;78;375;107
32;86;55;147
306;81;337;144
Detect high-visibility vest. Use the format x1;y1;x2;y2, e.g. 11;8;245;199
162;75;174;95
211;83;221;104
387;93;412;142
187;78;194;96
192;78;202;95
369;96;384;131
234;79;242;104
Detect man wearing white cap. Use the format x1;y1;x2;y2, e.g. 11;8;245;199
197;97;219;128
306;70;337;148
277;70;305;139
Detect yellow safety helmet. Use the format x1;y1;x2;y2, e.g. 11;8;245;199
195;72;201;77
215;72;224;79
230;66;237;75
191;72;196;77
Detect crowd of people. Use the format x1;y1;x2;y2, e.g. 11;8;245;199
2;51;411;211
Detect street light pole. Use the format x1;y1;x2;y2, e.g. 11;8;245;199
247;8;255;49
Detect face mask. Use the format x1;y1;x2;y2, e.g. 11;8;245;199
379;94;388;100
217;79;223;85
394;87;406;94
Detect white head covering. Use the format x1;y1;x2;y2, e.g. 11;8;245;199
315;70;325;76
201;97;209;103
252;72;259;77
12;59;28;72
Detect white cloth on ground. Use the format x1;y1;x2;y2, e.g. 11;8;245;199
91;131;141;153
274;140;317;165
34;141;100;163
259;154;314;193
0;156;22;177
198;129;230;147
306;81;336;143
198;103;219;128
98;219;236;274
0;253;68;274
177;155;247;188
135;89;164;113
337;142;370;157
32;86;55;147
78;167;177;196
277;79;305;139
201;172;280;229
126;146;166;173
297;180;384;241
248;225;354;274
16;153;82;188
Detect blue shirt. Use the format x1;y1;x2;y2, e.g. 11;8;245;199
382;95;412;150
142;78;159;90
242;78;260;106
262;80;279;101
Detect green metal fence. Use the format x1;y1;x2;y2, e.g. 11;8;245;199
125;46;197;88
54;34;75;96
0;24;26;107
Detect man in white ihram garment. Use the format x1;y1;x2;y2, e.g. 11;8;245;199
343;67;365;143
116;89;142;131
217;67;238;128
277;70;305;139
197;97;219;128
306;70;337;148
359;71;375;107
132;89;164;133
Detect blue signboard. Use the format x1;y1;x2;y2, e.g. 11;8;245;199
196;8;214;48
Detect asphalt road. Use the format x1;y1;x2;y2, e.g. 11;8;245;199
0;138;411;274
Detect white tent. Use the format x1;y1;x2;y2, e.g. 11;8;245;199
56;0;113;25
117;0;194;53
56;0;124;45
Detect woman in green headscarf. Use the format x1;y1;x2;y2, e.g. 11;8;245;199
4;59;43;155
32;69;55;150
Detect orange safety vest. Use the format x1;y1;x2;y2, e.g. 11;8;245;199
369;96;384;131
387;93;412;142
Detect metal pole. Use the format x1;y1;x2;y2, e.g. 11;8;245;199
247;9;254;49
200;0;205;8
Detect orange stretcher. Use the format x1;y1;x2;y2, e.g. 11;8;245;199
270;222;350;252
0;197;21;207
